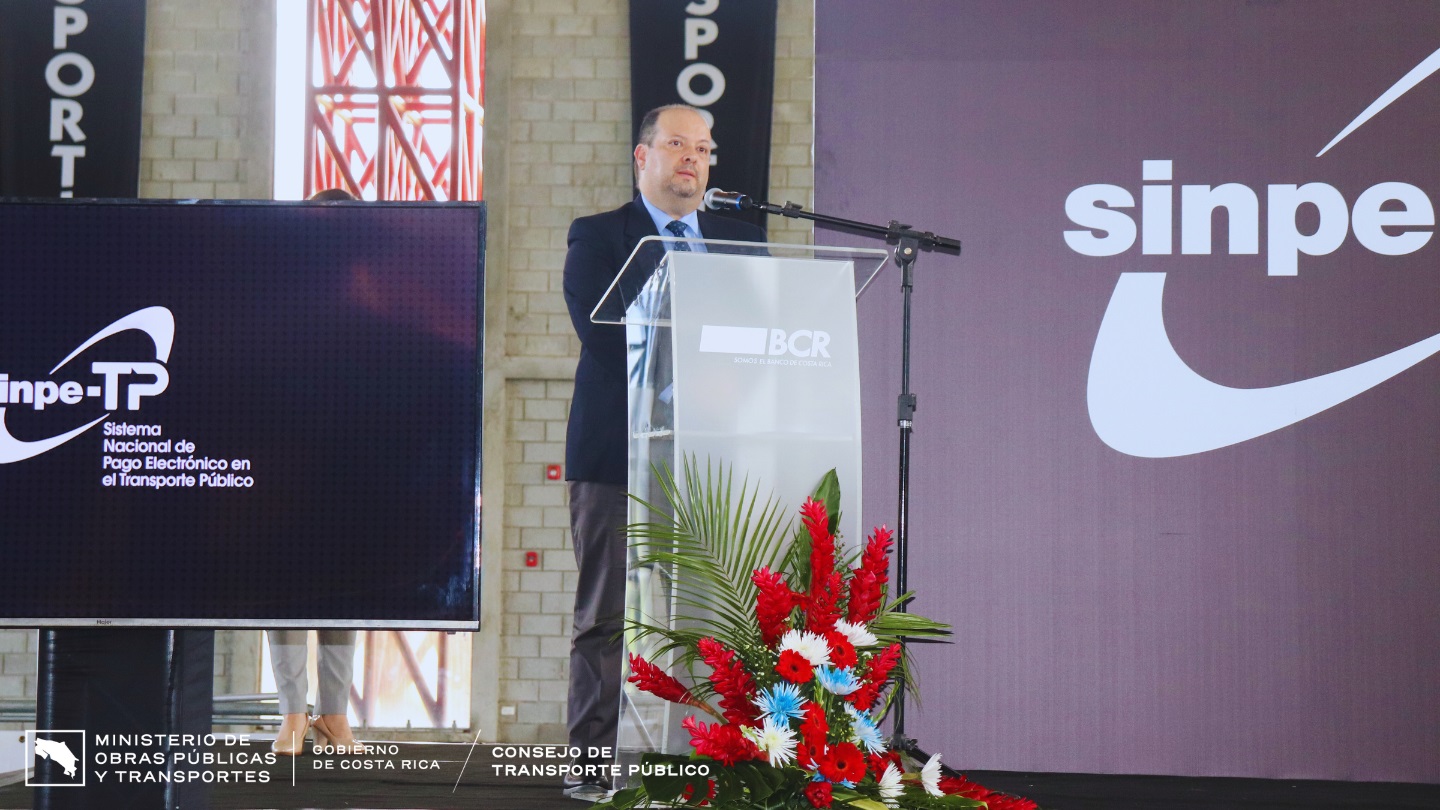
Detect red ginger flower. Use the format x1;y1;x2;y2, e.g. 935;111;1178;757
866;643;902;683
803;780;833;808
807;567;843;636
800;497;831;545
697;637;759;726
776;649;814;684
628;654;703;708
847;525;892;624
817;741;866;784
752;567;802;646
847;681;882;712
845;569;880;627
681;715;762;766
846;643;901;710
800;498;843;635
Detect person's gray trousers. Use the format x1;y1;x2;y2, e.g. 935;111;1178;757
567;480;628;755
267;629;357;715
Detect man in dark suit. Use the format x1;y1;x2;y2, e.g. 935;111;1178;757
561;104;765;800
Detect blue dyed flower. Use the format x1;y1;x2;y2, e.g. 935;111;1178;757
845;704;885;754
756;682;805;722
815;665;861;696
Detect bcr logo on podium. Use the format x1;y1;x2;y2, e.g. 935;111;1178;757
698;324;832;358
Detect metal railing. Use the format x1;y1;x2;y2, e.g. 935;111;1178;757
0;694;294;728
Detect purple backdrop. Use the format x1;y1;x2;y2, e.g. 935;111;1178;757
818;1;1440;782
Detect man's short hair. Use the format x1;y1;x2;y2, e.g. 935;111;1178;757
635;103;705;149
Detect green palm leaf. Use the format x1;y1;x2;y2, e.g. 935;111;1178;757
626;457;796;671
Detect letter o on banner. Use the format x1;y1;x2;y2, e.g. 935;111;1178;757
677;62;726;107
45;52;95;98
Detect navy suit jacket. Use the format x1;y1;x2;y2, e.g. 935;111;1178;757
563;196;766;485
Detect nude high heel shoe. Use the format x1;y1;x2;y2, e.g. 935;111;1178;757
270;715;311;757
310;714;365;754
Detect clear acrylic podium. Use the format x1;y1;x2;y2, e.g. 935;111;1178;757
592;235;889;785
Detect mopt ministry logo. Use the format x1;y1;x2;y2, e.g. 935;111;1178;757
25;730;86;787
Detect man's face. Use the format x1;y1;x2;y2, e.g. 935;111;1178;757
634;109;713;217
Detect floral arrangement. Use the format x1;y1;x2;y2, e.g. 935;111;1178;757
597;465;1038;810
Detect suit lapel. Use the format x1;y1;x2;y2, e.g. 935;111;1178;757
623;196;659;254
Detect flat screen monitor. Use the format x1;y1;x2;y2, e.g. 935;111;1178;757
0;199;483;627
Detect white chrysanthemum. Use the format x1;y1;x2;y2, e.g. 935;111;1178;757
921;752;944;797
778;628;830;667
877;762;903;807
834;619;878;648
747;716;797;767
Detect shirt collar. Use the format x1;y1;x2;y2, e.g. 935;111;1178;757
639;194;703;241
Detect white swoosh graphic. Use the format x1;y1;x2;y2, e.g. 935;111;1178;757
0;410;111;464
1088;273;1440;457
50;305;175;372
0;307;175;464
1317;46;1440;157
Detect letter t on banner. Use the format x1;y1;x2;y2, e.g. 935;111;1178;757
629;0;777;231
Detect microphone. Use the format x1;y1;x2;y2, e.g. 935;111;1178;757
703;188;754;211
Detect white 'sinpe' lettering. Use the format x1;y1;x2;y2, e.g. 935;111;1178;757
1064;160;1434;275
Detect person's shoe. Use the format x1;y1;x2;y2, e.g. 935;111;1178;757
270;715;311;757
562;762;612;802
311;714;366;754
561;776;610;802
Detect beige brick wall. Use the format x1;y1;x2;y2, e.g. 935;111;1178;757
491;381;575;741
138;0;273;200
0;630;38;733
478;0;815;743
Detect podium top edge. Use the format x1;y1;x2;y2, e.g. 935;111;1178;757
631;234;891;258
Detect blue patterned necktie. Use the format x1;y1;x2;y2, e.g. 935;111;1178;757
665;220;691;251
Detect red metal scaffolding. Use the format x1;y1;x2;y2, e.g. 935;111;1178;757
305;0;483;201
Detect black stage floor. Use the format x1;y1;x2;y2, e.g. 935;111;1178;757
1;743;1437;809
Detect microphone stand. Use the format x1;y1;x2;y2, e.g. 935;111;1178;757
736;197;961;768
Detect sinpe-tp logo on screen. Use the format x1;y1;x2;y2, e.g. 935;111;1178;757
0;307;172;465
1065;47;1440;458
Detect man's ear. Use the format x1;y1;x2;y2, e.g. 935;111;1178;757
633;143;647;171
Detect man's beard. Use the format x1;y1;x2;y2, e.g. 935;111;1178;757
667;176;700;198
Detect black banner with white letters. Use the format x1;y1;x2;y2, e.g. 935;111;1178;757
630;0;776;229
0;0;146;198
